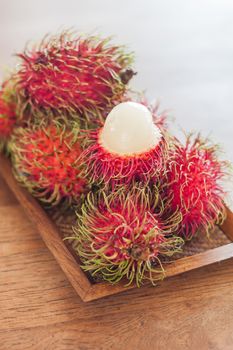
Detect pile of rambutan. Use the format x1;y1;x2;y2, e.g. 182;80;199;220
0;30;230;287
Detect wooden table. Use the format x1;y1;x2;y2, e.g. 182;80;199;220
1;175;233;349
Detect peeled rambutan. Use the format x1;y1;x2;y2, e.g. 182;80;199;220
140;97;167;131
124;94;168;130
72;187;183;286
81;102;167;188
164;135;228;239
9;121;86;205
14;31;134;123
0;90;17;150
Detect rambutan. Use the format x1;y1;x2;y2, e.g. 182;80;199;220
140;97;167;131
124;94;168;130
164;135;228;239
81;102;167;188
0;89;16;150
14;31;134;123
72;187;183;286
9;121;86;205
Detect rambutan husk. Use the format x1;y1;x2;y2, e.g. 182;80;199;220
0;87;17;152
9;119;87;206
163;134;229;240
80;127;168;189
13;31;135;126
70;186;183;287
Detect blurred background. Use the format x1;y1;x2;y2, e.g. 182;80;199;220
0;0;233;198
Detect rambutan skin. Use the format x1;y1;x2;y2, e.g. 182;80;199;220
0;90;17;149
164;135;228;239
72;187;183;286
9;121;87;206
80;128;168;188
14;32;134;122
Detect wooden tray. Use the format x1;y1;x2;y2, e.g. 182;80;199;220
1;153;233;302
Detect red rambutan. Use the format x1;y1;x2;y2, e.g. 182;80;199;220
14;31;134;123
164;135;228;239
9;121;86;205
81;102;167;188
0;90;16;149
72;187;183;286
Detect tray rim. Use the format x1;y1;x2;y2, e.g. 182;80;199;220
1;153;233;302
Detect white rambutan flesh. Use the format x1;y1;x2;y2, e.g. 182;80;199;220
100;102;162;156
